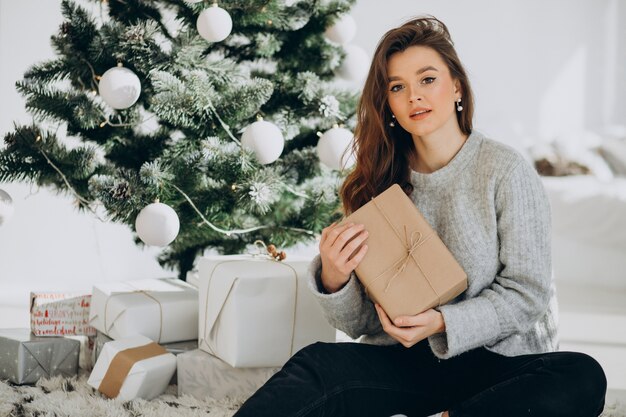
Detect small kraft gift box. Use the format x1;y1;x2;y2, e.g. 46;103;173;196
30;292;96;337
89;278;198;344
197;253;336;368
340;183;468;320
93;330;196;384
88;335;176;401
177;349;280;401
0;328;80;384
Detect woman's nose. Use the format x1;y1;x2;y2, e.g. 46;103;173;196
408;86;423;103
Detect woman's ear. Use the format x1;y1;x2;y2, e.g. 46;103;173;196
453;79;462;96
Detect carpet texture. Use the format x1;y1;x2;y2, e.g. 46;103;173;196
1;373;624;417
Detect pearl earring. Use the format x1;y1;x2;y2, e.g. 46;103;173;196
456;98;463;112
389;114;396;127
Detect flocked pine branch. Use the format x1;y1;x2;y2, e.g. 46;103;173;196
1;0;359;279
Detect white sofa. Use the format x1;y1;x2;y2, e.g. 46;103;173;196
543;175;626;397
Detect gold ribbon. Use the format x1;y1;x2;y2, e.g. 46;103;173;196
200;258;299;362
103;288;164;343
98;342;167;398
365;196;442;305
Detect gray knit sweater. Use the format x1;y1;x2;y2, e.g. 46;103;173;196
307;130;559;359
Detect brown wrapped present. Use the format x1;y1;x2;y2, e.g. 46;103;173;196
340;184;467;320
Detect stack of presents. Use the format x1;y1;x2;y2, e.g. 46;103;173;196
1;185;470;402
0;254;336;401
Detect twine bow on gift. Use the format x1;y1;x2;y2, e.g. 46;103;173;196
365;197;442;306
367;226;434;293
252;240;287;261
384;227;433;292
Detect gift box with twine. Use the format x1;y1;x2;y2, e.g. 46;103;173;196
340;183;468;320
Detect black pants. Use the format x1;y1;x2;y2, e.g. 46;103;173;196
233;340;607;417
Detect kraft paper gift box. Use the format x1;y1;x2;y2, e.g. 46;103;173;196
89;278;198;344
197;255;336;368
30;292;96;337
0;328;80;385
177;349;279;401
88;335;176;401
340;183;468;320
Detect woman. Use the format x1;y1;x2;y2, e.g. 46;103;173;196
234;16;607;417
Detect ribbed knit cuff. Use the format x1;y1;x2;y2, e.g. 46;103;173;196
429;296;500;359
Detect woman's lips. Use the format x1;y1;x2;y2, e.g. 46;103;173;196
409;110;431;120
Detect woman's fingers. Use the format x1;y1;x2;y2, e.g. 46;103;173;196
345;244;368;272
319;222;337;245
327;224;365;257
375;304;393;329
321;222;352;249
338;229;368;262
319;222;369;285
375;304;426;347
393;312;428;328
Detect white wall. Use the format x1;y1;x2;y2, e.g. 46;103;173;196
349;0;625;143
0;0;624;327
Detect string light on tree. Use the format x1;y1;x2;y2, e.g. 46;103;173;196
135;201;180;247
241;117;284;165
98;63;141;109
0;189;15;226
197;2;233;42
324;14;356;45
317;125;355;170
337;44;369;82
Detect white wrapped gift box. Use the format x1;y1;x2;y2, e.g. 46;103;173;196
177;349;279;400
87;335;176;401
89;278;198;344
197;255;335;368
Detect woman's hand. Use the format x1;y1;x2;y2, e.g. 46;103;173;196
319;222;369;293
374;304;446;348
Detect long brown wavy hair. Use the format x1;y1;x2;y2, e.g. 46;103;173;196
340;16;475;215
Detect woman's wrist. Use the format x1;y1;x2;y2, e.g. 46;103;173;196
321;277;347;294
320;269;349;294
436;311;446;333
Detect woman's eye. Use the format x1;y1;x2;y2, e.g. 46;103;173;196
422;77;436;84
389;84;403;92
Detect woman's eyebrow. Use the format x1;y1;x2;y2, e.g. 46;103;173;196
388;66;439;81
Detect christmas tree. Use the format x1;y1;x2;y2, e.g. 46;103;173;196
0;0;361;279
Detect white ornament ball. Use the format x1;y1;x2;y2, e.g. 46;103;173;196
317;127;356;170
197;5;233;42
135;202;180;247
241;120;285;165
324;14;356;44
338;44;370;82
0;189;15;226
98;66;141;110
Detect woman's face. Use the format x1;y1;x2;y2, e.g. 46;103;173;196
386;46;461;138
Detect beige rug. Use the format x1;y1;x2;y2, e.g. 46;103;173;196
0;373;624;417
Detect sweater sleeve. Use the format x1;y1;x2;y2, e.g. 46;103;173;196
428;159;552;359
306;254;383;340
